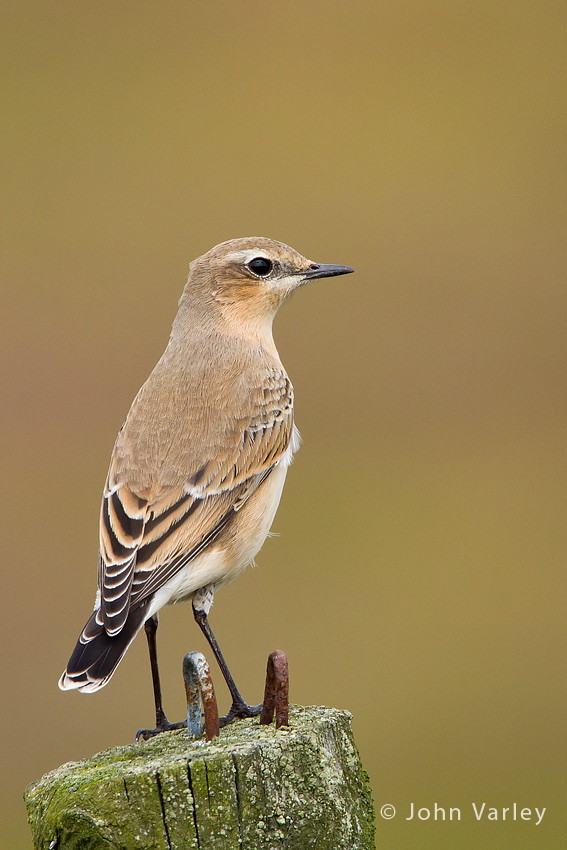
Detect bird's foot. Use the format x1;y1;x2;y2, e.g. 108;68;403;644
136;717;187;743
136;703;263;739
219;700;262;728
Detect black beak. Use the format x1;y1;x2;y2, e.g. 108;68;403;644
302;263;355;281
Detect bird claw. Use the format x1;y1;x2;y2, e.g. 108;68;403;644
219;701;263;728
135;718;187;743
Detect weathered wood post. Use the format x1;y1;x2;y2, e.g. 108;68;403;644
25;705;375;849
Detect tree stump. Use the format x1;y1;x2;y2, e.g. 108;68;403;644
25;705;375;849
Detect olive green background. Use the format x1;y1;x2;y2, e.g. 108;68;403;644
2;2;565;848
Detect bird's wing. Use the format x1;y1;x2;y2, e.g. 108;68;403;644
96;372;294;636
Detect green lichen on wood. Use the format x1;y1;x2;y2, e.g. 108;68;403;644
25;706;375;850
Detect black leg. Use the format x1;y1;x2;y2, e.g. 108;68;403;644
145;614;168;728
135;615;186;742
192;605;262;727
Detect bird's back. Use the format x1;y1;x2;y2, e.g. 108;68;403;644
109;329;292;495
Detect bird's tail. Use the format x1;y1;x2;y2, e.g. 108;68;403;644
59;602;149;693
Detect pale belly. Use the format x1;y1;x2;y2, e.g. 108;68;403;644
147;461;289;618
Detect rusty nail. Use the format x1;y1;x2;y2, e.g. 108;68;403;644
183;651;219;741
260;649;289;729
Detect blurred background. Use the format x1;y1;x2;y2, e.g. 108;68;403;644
2;1;566;848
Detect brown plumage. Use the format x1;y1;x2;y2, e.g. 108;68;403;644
59;237;353;730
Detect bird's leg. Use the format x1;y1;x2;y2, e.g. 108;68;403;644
145;614;169;728
135;614;186;742
192;589;262;727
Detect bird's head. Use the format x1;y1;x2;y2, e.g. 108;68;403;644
179;237;354;334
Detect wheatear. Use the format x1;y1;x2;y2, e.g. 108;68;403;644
59;237;354;734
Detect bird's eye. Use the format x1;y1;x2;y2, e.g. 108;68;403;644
247;257;273;277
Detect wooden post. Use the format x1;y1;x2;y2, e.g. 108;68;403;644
25;706;375;849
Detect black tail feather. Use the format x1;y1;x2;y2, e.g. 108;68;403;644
59;602;149;693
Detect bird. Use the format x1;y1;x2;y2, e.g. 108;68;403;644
59;237;354;737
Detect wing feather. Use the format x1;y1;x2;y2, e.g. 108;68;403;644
97;369;294;636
